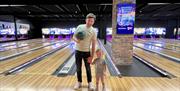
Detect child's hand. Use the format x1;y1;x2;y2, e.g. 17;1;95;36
91;60;96;65
92;61;95;65
88;56;93;64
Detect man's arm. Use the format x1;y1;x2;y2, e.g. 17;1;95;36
88;34;96;64
72;25;80;43
91;38;96;57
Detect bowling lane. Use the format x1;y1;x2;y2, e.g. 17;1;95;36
134;39;180;52
134;43;180;60
0;38;57;49
138;39;180;48
0;42;68;73
0;38;44;47
134;47;180;77
160;39;180;45
0;39;57;52
19;45;74;75
0;40;62;58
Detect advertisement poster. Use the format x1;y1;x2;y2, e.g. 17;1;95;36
117;3;135;34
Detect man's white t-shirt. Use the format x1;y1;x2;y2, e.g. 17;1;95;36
73;24;97;52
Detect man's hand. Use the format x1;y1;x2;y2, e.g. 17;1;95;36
72;38;80;43
88;56;93;64
75;39;80;43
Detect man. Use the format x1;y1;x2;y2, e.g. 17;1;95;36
72;13;97;90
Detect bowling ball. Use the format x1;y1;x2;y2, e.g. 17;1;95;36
75;31;86;40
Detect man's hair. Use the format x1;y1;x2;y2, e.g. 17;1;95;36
86;13;96;20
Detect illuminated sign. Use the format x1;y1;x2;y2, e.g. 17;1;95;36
117;3;135;34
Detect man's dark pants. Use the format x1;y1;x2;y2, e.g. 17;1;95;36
75;50;92;83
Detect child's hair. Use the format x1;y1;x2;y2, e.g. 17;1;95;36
96;49;101;53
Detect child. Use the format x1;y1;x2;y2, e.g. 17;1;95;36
92;49;106;91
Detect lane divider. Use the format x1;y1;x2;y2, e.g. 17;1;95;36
53;52;75;76
133;54;176;78
58;54;75;75
52;43;75;76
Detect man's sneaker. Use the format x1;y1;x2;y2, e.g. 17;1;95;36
74;82;81;90
88;82;94;90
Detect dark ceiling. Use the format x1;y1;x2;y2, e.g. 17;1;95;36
0;0;180;21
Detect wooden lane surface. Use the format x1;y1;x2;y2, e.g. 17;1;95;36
0;39;44;47
1;42;49;54
0;43;65;73
134;47;180;77
136;39;180;47
19;46;73;75
0;75;179;91
150;39;180;50
160;39;180;45
1;39;57;51
0;41;56;57
134;43;180;59
136;39;180;46
134;39;180;51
